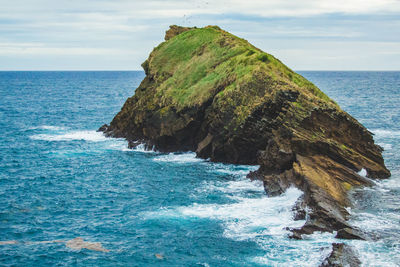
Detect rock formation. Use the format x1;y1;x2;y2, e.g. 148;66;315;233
320;243;361;267
101;25;390;262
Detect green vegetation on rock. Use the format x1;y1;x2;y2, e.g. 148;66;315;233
146;25;336;120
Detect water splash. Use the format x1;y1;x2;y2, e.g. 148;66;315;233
153;152;204;163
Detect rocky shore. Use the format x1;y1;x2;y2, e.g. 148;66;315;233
100;25;390;264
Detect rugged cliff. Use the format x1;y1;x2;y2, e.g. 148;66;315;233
101;25;390;242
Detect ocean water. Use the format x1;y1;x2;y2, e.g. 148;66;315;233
0;71;399;266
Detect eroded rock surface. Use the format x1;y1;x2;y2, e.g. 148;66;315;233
65;237;109;252
101;25;390;263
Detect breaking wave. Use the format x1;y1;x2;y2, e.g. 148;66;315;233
30;130;108;142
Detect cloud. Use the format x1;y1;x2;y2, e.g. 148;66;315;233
0;43;137;56
2;0;400;20
0;0;399;70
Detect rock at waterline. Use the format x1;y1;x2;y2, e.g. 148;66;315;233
100;25;390;260
320;243;361;267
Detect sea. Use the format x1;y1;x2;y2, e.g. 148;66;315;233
0;71;399;266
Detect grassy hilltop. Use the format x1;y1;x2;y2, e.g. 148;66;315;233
146;26;333;111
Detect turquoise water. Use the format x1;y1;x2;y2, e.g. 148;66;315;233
0;71;399;266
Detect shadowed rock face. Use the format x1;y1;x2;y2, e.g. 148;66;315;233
101;25;390;242
164;25;193;41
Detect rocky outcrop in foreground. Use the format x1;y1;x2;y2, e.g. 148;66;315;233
101;25;390;263
320;243;361;267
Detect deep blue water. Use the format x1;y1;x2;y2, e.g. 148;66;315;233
0;71;399;266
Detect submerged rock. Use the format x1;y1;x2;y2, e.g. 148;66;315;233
65;237;109;252
101;25;390;243
155;253;165;260
0;240;18;245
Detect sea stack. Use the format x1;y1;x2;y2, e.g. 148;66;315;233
101;25;390;239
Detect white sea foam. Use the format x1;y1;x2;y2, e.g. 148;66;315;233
351;239;400;267
208;164;259;176
222;179;264;194
377;176;400;189
153;152;204;163
106;141;131;151
144;185;335;265
132;144;155;153
350;211;398;231
345;206;352;215
29;125;68;131
30;130;108;142
351;206;400;266
29;127;140;153
371;129;400;138
349;169;400;266
145;187;304;239
378;143;393;150
251;233;334;267
197;178;264;195
201;165;262;194
358;168;367;177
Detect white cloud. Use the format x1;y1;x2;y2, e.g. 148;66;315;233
262;40;400;70
1;0;400;19
0;42;139;56
117;0;400;17
0;0;399;70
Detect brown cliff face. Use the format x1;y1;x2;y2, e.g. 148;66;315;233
248;105;389;237
101;25;390;239
164;25;193;41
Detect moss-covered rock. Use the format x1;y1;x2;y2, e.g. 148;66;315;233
102;25;390;239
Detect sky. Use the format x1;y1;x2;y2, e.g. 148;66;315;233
1;0;400;70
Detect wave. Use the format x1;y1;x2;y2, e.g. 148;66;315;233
197;178;264;196
153;152;204;163
350;235;400;266
30;130;108;142
371;129;400;138
29;125;68;131
29;126;133;153
251;230;335;267
132;144;156;153
144;187;304;239
378;143;393;150
143;169;337;266
207;163;259;176
106;141;131;152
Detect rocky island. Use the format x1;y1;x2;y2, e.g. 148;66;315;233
100;25;390;265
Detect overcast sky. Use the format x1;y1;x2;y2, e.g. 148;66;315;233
1;0;400;70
